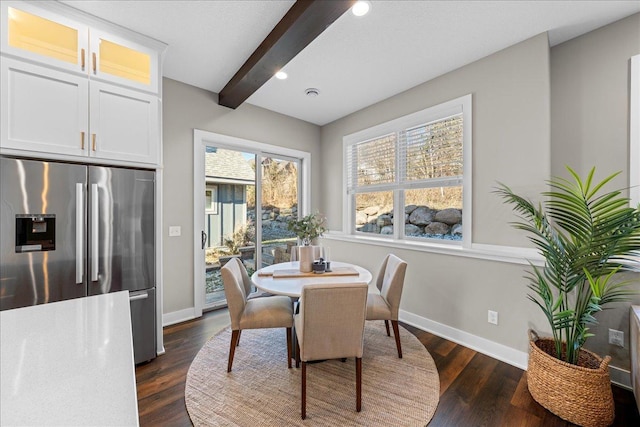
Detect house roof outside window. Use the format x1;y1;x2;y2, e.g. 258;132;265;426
205;149;254;185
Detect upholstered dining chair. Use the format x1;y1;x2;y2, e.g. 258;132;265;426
366;254;408;358
227;257;271;299
221;259;293;373
294;282;369;419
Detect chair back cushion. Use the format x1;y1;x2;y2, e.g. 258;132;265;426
221;261;247;330
230;257;253;297
379;254;407;318
375;255;390;292
296;282;368;361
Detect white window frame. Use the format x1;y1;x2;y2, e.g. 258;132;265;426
342;94;472;249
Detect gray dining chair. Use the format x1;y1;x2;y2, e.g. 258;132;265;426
294;282;368;419
366;254;407;358
221;259;294;372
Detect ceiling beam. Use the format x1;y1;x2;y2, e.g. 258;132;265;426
218;0;356;109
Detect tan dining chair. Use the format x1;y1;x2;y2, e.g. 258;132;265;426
227;257;272;299
221;259;294;372
366;254;408;358
294;282;368;419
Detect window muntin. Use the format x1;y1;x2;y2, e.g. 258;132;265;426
344;96;470;245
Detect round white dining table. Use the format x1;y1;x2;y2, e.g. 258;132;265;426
251;261;373;298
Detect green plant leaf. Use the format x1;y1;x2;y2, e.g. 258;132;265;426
496;167;640;365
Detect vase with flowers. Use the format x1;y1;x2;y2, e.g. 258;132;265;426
287;212;326;272
287;212;326;246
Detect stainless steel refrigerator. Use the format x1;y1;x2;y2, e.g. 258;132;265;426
0;156;156;364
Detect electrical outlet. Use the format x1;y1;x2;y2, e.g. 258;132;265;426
168;226;181;237
488;310;498;325
608;329;624;347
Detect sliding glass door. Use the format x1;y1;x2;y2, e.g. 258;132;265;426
200;146;302;311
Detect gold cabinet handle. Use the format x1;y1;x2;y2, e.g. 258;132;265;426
92;52;96;74
91;133;96;151
81;131;85;149
81;49;85;71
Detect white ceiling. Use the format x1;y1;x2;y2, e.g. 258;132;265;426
61;0;640;126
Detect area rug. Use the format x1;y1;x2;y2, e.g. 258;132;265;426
185;321;439;426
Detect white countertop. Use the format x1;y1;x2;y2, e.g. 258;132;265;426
1;291;139;426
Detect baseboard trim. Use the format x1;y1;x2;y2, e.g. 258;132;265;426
163;307;196;327
399;310;634;389
610;366;632;390
399;309;529;370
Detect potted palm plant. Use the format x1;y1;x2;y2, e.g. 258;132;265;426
495;166;640;427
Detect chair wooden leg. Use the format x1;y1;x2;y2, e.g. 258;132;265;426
236;330;241;346
301;361;307;419
228;329;240;372
295;338;300;368
391;320;402;358
356;357;362;412
384;319;390;336
286;327;292;369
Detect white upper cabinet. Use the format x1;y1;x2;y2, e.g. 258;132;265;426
1;57;89;157
0;1;165;166
1;2;89;76
1;1;161;94
89;82;159;164
89;29;159;94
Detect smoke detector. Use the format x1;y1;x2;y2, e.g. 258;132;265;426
305;88;320;97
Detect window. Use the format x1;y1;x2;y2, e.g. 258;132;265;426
205;185;218;214
344;95;471;246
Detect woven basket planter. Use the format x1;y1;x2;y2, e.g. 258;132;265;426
526;330;614;427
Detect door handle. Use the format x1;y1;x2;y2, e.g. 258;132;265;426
91;183;99;282
75;183;84;284
129;291;149;301
201;231;207;250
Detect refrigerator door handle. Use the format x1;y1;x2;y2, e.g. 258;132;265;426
75;183;84;284
129;290;149;301
91;183;99;282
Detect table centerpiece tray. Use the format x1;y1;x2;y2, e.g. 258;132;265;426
258;266;359;278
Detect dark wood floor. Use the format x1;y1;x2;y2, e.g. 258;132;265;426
136;310;640;426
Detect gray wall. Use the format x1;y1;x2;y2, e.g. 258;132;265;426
162;78;321;314
320;34;552;356
550;13;640;372
161;13;639;378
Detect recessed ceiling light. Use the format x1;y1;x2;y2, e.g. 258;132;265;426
305;88;320;97
352;0;371;17
275;71;288;80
